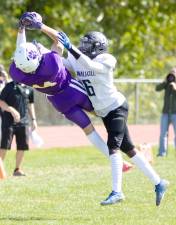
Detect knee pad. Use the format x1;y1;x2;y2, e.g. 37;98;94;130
109;117;125;133
106;117;125;153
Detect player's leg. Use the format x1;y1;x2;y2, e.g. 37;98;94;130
65;106;109;157
65;83;111;155
100;108;125;205
121;124;169;206
47;79;94;114
14;126;29;176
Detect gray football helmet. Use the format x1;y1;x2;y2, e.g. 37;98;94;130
79;31;108;59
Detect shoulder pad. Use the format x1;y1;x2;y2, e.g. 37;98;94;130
93;53;117;68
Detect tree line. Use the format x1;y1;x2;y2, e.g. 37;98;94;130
0;0;176;78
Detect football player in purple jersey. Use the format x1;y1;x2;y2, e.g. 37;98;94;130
9;14;111;160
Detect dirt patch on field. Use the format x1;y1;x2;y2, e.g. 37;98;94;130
18;124;174;149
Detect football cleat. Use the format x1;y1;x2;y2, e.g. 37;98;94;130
100;191;125;206
155;179;169;206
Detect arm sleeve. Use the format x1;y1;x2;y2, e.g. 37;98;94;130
155;82;167;91
16;29;26;47
28;88;34;104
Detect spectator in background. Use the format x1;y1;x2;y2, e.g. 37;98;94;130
156;67;176;156
0;66;8;143
0;81;37;176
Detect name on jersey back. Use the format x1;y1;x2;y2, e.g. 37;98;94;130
77;70;95;77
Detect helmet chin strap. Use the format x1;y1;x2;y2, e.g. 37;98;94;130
16;29;26;48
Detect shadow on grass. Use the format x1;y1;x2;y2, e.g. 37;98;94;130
0;216;57;221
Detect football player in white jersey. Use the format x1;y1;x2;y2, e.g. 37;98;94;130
58;31;169;206
21;12;168;206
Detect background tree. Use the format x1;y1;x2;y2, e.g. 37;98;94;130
0;0;176;78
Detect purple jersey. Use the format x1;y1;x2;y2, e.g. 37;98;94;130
10;51;71;95
9;51;94;128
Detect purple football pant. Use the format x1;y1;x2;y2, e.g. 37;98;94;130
47;81;94;128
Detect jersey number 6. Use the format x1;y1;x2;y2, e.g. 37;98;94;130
82;79;96;96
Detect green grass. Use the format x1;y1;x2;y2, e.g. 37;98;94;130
0;146;176;225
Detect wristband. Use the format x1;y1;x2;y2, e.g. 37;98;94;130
68;46;81;60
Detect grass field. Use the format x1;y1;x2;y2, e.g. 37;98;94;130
0;146;175;225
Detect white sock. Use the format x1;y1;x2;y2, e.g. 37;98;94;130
110;152;123;193
87;131;109;157
131;153;160;185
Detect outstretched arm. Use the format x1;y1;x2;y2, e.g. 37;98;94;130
40;24;80;59
40;24;59;42
19;12;64;55
16;27;26;47
40;24;64;55
19;12;109;72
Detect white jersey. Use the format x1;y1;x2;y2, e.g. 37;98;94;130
62;46;126;117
